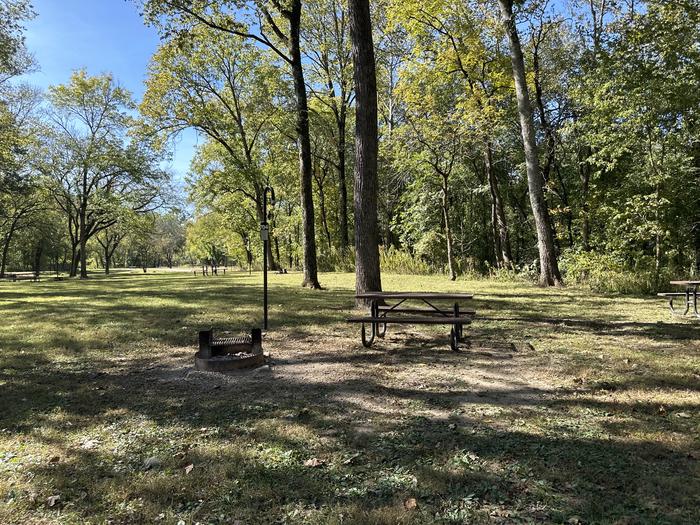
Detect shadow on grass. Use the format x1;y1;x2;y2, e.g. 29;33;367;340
1;273;699;523
3;342;699;523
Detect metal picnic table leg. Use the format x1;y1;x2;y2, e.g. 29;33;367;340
693;285;700;317
374;299;387;338
361;299;378;348
684;288;691;315
454;302;463;341
449;301;461;351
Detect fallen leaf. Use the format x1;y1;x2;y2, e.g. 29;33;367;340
49;455;61;463
47;495;61;507
303;457;324;467
675;412;691;418
404;498;417;510
80;439;99;450
184;463;194;474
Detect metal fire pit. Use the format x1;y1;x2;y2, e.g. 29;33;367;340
195;328;265;372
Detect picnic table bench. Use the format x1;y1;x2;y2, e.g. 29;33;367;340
347;292;476;351
0;273;40;282
658;280;700;317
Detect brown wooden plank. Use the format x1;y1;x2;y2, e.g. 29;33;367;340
346;316;470;325
355;292;474;300
377;307;476;315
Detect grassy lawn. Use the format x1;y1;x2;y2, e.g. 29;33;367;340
1;270;698;524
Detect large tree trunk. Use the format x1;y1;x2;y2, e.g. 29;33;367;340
70;247;80;277
485;141;513;268
337;107;350;250
290;2;321;289
0;230;13;278
79;195;88;279
498;0;562;286
349;0;382;301
105;242;112;275
33;241;43;278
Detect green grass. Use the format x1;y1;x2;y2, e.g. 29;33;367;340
1;270;698;524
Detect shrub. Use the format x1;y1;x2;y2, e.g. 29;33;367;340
560;249;673;294
317;247;355;272
379;247;432;274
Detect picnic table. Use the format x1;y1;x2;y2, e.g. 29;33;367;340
347;291;476;351
658;281;700;317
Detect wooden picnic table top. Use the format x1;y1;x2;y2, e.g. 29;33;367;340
669;280;700;286
355;291;474;300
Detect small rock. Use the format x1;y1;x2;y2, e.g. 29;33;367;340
675;412;691;418
47;495;61;507
143;456;162;470
184;463;194;474
404;498;417;510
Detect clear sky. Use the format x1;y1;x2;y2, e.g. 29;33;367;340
20;0;197;185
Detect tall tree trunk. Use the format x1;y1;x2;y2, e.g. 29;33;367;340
290;2;321;288
499;0;562;286
70;247;80;277
0;230;13;278
441;175;456;281
79;204;88;279
337;107;350;250
349;0;382;301
105;243;111;275
34;242;43;277
485;141;513;268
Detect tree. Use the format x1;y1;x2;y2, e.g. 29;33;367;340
42;71;167;278
498;0;562;286
153;210;187;268
303;0;354;250
140;0;322;288
571;0;700;275
349;0;382;298
390;0;515;269
141;30;283;270
395;72;466;280
0;0;35;83
0;180;43;277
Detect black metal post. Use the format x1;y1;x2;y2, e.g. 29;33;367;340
262;187;275;330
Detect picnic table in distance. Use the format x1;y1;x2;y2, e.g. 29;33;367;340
347;291;476;351
658;280;700;317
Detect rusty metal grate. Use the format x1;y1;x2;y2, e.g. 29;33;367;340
212;336;252;346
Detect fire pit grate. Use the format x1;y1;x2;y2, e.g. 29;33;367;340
195;328;265;372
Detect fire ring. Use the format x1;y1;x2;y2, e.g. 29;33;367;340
195;328;265;372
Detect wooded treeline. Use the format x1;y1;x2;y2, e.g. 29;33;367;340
1;0;698;292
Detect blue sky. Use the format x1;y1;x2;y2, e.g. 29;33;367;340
20;0;197;184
